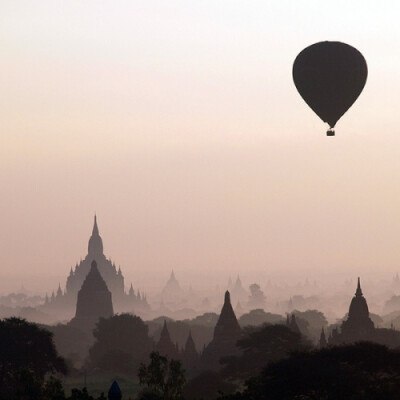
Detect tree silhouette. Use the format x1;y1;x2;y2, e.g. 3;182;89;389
221;324;310;380
184;371;236;400
219;342;400;399
138;351;186;400
0;317;67;399
247;284;266;309
238;309;284;327
89;313;153;373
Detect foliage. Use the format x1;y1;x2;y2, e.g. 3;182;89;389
219;342;400;399
43;376;66;400
0;317;67;399
0;317;67;379
292;309;328;339
238;309;284;327
247;284;266;308
187;313;219;328
136;388;163;400
184;371;236;400
221;324;311;380
138;351;186;400
89;313;153;373
47;323;92;369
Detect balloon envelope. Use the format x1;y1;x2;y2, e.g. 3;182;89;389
293;41;367;129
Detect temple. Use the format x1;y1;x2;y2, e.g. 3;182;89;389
326;278;400;348
42;216;148;317
182;329;199;367
161;270;183;303
340;277;375;338
286;313;301;335
201;291;242;370
156;320;179;359
70;260;114;333
65;216;125;302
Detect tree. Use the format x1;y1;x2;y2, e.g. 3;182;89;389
0;317;67;399
221;324;310;381
219;342;400;399
47;323;92;369
247;284;266;309
292;309;328;340
138;351;186;400
42;376;65;400
184;371;236;400
238;309;284;327
67;387;106;400
89;313;153;373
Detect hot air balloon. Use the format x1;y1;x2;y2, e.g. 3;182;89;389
293;41;367;136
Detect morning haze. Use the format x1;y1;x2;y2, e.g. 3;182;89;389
2;2;400;398
1;1;400;291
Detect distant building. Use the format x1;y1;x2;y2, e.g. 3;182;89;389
161;270;183;303
341;277;374;339
153;320;200;376
43;216;148;315
235;301;243;317
286;313;301;335
328;278;400;348
247;283;266;309
69;260;113;333
393;273;400;290
66;216;124;302
156;320;178;359
319;328;327;348
231;275;247;304
182;329;199;367
201;291;242;370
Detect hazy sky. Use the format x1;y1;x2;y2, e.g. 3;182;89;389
1;1;400;292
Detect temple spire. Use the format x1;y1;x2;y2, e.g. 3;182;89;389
355;277;363;297
213;290;241;341
88;215;103;256
319;327;327;348
156;320;177;358
224;290;230;304
93;214;99;236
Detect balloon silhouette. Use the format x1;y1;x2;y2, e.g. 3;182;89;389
293;41;368;136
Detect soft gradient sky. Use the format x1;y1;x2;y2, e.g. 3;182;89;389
1;1;400;292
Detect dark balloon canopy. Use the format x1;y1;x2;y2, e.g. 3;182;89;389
293;41;368;135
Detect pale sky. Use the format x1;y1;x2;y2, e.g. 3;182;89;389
1;1;400;293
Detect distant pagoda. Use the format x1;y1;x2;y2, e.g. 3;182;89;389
43;216;148;315
201;291;242;370
70;260;114;333
329;278;374;344
182;329;199;370
162;271;183;297
156;320;179;359
341;277;375;337
66;215;124;301
327;277;400;348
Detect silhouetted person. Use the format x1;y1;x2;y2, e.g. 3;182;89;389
108;380;122;400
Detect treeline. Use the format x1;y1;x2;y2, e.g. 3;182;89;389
3;316;400;399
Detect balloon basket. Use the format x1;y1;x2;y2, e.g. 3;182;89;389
327;129;335;136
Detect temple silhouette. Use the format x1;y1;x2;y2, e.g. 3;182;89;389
154;292;242;374
161;270;184;305
155;320;200;375
156;320;179;359
42;216;149;317
201;290;242;370
323;277;400;348
70;260;114;333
